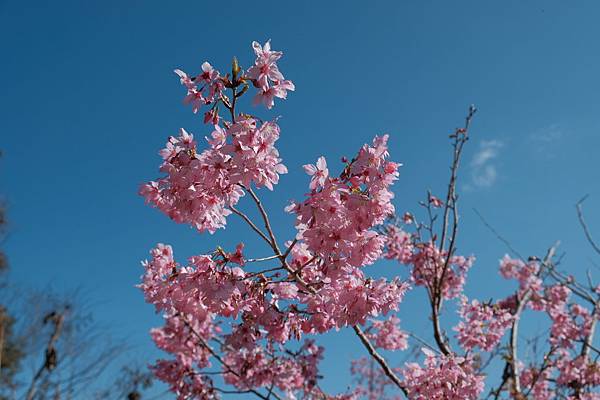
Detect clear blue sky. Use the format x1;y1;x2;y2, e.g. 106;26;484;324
2;0;600;397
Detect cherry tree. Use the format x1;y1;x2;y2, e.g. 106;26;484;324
138;41;600;399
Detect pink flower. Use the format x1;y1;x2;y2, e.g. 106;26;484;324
252;80;295;110
384;225;413;264
203;108;220;125
367;315;408;351
428;195;444;208
174;62;223;118
401;349;485;400
454;296;513;351
271;282;299;300
247;40;294;109
196;61;219;83
247;40;284;90
140;119;286;233
303;156;329;190
402;241;473;299
182;88;204;114
226;243;245;266
173;69;195;89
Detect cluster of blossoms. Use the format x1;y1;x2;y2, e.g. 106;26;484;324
247;40;295;109
454;296;514;352
384;226;474;299
140;119;287;233
499;256;596;350
140;242;329;399
545;285;594;349
555;350;600;396
139;41;600;399
400;348;484;400
283;135;410;331
499;255;545;305
175;61;224;120
140;42;294;234
366;315;409;351
289;134;399;268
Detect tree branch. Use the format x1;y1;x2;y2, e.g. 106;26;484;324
576;194;600;256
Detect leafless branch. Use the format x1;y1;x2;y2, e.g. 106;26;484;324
576;195;600;256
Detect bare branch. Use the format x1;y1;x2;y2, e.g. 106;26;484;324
473;208;526;262
576;195;600;256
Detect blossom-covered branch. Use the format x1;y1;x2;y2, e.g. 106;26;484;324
138;41;600;399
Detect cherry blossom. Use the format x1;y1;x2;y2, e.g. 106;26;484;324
367;315;408;351
303;156;329;190
454;295;513;352
401;348;485;400
140;118;287;233
247;40;295;109
138;41;600;400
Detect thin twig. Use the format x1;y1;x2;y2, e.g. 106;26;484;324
473;208;526;262
576;195;600;256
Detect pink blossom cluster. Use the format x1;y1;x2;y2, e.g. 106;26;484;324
140;118;287;233
499;255;543;296
139;243;326;397
280;136;410;330
151;360;218;400
555;350;600;394
282;241;410;332
519;367;554;400
383;225;413;264
247;40;295;109
385;232;474;299
400;348;485;400
454;296;514;351
367;315;409;351
300;269;409;331
174;40;294;119
222;340;322;395
288;135;399;268
139;41;600;399
518;349;600;399
175;61;224;120
409;243;474;299
545;285;594;349
494;258;600;398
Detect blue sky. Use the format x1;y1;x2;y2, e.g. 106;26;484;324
2;0;600;397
